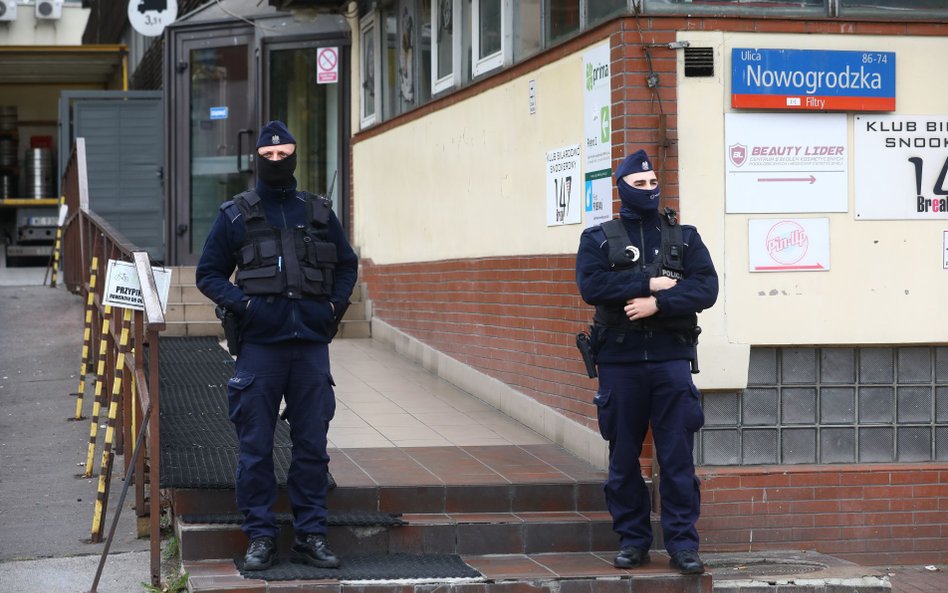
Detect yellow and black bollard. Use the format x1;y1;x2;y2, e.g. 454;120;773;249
46;195;65;288
82;305;112;479
91;307;132;543
72;256;99;421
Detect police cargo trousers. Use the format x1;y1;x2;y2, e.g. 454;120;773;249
595;360;705;554
226;340;337;541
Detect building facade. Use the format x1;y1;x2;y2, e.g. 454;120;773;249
349;1;948;565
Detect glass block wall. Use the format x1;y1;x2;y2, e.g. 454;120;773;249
697;347;948;465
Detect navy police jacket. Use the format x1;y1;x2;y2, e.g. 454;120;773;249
575;209;718;364
196;181;359;345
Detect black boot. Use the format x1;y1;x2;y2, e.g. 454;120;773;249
614;547;651;569
670;549;705;575
243;536;277;571
292;533;341;568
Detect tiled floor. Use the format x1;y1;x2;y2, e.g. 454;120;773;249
328;339;551;450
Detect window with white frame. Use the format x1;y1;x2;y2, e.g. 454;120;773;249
362;0;943;127
397;0;416;107
588;0;627;24
513;0;542;62
431;0;461;94
547;0;580;43
359;12;381;129
472;0;510;77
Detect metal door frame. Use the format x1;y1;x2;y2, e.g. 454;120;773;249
259;34;352;232
165;24;256;265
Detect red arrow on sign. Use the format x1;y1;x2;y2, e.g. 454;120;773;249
757;175;816;184
754;263;826;271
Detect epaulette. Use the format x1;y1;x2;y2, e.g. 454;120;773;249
219;199;242;223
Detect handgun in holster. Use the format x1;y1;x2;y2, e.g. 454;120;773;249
329;300;350;340
576;328;598;379
689;325;702;374
215;305;241;356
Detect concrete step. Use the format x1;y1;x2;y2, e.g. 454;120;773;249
170;265;196;286
162;320;222;338
166;269;364;303
184;552;712;593
172;479;612;517
162;317;367;338
176;510;626;562
166;283;208;303
164;302;219;323
337;319;371;338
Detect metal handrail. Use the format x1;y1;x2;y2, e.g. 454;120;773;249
60;138;166;588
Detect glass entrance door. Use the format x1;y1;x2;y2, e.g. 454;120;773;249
264;41;348;228
172;29;255;263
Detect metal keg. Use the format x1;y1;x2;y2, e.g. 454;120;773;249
0;173;14;199
25;148;54;199
0;106;16;132
0;137;16;167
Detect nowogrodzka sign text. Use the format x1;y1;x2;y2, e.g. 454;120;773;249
731;48;895;112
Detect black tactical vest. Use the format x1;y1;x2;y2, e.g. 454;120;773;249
225;190;338;299
594;208;698;335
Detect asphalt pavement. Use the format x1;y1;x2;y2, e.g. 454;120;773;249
0;281;152;592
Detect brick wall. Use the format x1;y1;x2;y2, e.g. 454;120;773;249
361;256;598;430
699;464;948;565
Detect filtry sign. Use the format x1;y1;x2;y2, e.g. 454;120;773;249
855;115;948;220
103;259;171;313
731;48;895;112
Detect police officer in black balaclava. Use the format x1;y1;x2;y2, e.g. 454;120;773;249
575;149;718;575
196;121;359;571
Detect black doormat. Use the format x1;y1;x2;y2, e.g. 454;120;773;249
183;511;406;527
236;553;482;581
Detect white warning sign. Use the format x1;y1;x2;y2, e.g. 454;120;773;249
103;259;172;312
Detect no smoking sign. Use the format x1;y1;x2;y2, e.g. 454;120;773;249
316;47;339;85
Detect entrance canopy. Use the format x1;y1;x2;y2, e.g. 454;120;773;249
0;45;127;87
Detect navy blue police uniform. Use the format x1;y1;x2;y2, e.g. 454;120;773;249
575;150;718;574
196;122;358;569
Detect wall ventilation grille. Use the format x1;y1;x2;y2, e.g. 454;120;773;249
684;47;714;78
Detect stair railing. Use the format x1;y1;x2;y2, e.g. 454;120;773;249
60;138;166;588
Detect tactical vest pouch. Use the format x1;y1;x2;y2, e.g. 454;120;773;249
239;244;256;265
257;239;279;261
313;242;338;262
301;267;333;297
236;265;279;295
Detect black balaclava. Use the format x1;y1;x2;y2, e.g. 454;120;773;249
257;152;297;188
255;120;298;190
615;149;660;218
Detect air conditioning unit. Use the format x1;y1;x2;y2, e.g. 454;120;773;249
0;0;17;21
35;0;62;19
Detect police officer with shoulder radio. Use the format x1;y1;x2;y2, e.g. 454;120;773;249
575;149;718;575
196;121;358;571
